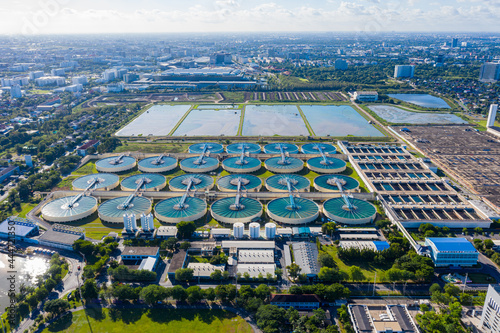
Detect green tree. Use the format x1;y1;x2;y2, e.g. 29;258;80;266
175;268;194;282
179;241;191;250
349;266;365;282
43;299;70;317
140;285;167;305
164;238;178;251
210;270;223;281
255;284;271;301
321;222;336;236
81;279;99;300
318;252;336;268
286;263;301;279
176;221;196;239
186;286;203;303
171;285;188;302
255;305;286;333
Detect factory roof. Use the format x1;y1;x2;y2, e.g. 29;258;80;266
238;249;274;263
188;263;225;277
237;264;276;278
270;294;321;303
122;246;159;257
221;240;275;249
137;257;157;271
0;217;38;237
292;242;320;276
167;250;187;274
38;225;84;246
156;226;177;237
426;237;478;253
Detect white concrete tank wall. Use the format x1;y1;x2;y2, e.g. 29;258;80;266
233;222;245;238
249;222;260;239
265;222;276;239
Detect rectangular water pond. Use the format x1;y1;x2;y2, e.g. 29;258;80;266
388;94;451;109
242;105;309;136
369;105;467;124
301;105;384;137
173;108;241;136
115;105;190;136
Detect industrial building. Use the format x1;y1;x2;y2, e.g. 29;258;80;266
352;91;379;102
339;141;491;229
424;237;479;267
188;262;226;279
480;284;500;333
0;166;19;183
0;217;39;241
120;246;160;272
348;304;419;333
38;224;85;251
291;242;320;277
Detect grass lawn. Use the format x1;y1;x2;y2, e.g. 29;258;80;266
321;245;390;283
73;161;97;175
468;273;497;284
15;203;37;218
114;142;192;154
54;176;78;190
42;308;252;333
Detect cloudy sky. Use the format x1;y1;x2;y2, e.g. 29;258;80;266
1;0;500;35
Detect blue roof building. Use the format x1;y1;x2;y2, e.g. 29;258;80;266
425;237;478;267
0;217;39;241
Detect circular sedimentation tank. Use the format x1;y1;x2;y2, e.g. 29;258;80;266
98;196;152;223
121;174;167;191
95;156;136;173
314;175;359;192
169;174;214;192
267;197;319;224
189;142;224;154
265;174;310;192
211;197;263;224
307;156;347;174
72;173;120;191
138;155;177;173
322;197;377;225
264;156;303;173
180;156;219;173
226;143;261;154
222;156;261;173
154;196;207;223
41;195;98;222
263;143;299;155
217;174;262;192
301;143;337;155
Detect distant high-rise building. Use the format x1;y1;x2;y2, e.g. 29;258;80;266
436;54;445;64
72;75;88;85
487;105;498;128
210;52;232;65
394;65;415;78
123;73;139;83
29;71;44;80
334;59;348;70
480;285;500;332
451;38;459;48
102;70;116;82
479;63;500;83
51;68;65;76
25;155;33;168
10;85;22;98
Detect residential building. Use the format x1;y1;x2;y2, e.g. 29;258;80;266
35;76;65;87
107;83;124;93
72;75;88;85
76;140;100;156
480;284;500;333
424;237;478;267
270;294;321;310
10;85;22;98
51;68;65;76
394;65;415;78
479;63;500;83
29;71;44;80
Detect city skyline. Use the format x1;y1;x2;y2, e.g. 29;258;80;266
0;0;499;35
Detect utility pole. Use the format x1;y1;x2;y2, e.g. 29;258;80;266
462;273;468;295
372;272;377;296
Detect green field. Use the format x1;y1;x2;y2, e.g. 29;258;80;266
321;245;390;283
16;203;37;218
42;308;252;333
115;142;192;154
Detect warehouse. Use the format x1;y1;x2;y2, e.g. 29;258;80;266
38;224;84;251
291;242;320;277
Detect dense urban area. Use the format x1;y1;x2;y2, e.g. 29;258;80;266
1;32;500;333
